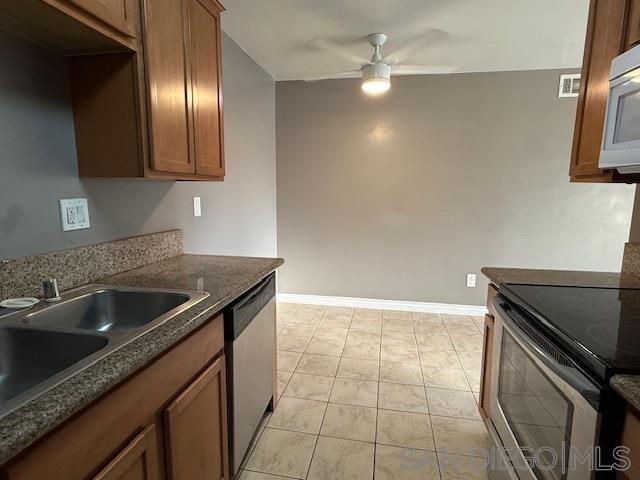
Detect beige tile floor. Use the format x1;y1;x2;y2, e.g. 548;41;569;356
239;303;489;480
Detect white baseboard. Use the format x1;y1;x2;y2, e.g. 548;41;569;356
277;293;487;316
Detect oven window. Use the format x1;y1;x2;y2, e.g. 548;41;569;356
614;89;640;144
498;331;574;480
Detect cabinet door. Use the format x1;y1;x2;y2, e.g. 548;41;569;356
570;0;628;182
187;0;225;177
479;314;494;420
65;0;134;37
143;0;194;174
626;0;640;49
93;425;160;480
620;406;640;479
164;356;229;480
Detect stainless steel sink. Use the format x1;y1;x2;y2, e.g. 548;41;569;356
23;289;191;332
0;327;108;403
0;285;209;417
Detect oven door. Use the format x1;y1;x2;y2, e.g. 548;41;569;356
490;297;601;480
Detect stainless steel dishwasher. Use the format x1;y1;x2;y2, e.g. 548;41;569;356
224;273;276;476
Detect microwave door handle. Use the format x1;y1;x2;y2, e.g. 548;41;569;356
493;298;601;407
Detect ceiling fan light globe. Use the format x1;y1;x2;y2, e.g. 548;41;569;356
362;78;390;95
361;62;391;95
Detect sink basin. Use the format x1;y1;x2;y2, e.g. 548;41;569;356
0;285;207;416
23;289;190;333
0;327;108;403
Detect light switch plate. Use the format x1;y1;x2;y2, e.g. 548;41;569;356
193;197;202;217
59;198;90;231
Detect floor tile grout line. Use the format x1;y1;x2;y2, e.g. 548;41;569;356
451;341;479;392
241;413;270;474
372;310;383;480
302;308;353;480
412;312;440;454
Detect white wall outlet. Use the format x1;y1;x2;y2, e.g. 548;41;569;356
193;196;202;217
466;273;477;288
59;198;90;231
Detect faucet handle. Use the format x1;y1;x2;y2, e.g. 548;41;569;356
43;279;61;302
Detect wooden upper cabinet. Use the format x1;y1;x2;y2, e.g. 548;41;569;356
570;0;627;182
570;0;640;183
65;0;135;38
93;425;160;480
6;0;225;180
69;0;226;181
164;356;229;480
144;0;194;175
626;0;640;49
0;0;136;53
188;0;225;177
143;0;225;178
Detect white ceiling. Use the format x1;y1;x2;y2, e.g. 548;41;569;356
221;0;589;81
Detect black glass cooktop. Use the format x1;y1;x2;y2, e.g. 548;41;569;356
501;284;640;380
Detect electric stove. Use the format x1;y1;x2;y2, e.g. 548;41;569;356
500;283;640;384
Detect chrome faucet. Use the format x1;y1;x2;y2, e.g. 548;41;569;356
42;279;61;302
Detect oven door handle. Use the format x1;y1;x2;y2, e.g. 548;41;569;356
493;297;601;408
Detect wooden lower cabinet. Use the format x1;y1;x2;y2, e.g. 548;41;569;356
164;356;229;480
619;406;640;479
94;425;160;480
479;314;495;420
479;284;498;420
0;315;228;480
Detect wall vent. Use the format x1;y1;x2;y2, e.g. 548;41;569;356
558;73;581;98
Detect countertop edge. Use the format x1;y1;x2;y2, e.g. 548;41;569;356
611;375;640;413
481;267;640;289
0;255;283;465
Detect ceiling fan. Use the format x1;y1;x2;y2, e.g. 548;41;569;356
305;31;457;95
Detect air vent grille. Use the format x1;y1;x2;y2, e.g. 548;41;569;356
512;314;574;367
559;74;581;98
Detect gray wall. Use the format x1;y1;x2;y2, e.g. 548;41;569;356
0;31;277;260
276;71;635;306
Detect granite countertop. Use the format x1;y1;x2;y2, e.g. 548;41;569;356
482;267;640;289
0;254;283;465
611;375;640;412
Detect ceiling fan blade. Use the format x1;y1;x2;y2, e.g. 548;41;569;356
391;65;457;75
302;70;363;82
306;37;370;66
383;28;447;65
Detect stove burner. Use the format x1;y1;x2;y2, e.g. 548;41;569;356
587;324;640;357
532;290;640;323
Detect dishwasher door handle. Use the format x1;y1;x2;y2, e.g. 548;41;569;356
227;273;276;340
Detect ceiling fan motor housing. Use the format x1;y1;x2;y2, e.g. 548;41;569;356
362;62;391;83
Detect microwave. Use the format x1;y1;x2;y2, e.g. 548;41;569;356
599;43;640;173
